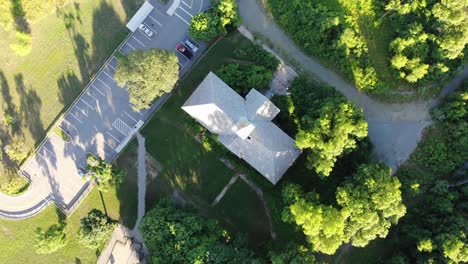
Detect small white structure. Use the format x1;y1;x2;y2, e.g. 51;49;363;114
182;72;301;184
126;1;154;32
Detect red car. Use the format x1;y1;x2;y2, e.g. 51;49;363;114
176;43;193;59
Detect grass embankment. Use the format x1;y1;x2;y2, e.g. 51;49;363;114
0;0;143;184
116;32;274;250
0;177;138;263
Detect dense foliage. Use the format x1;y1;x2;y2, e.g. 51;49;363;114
5;139;28;163
391;80;468;262
266;0;467;96
115;49;179;111
268;243;317;264
215;44;279;95
282;162;405;255
86;155;125;192
34;224;67;254
77;209;116;249
189;0;240;40
140;200;254;263
291;76;368;176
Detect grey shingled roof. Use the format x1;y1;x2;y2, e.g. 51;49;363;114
182;72;301;184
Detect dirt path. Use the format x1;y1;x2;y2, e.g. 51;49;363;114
133;132;148;232
238;0;468;170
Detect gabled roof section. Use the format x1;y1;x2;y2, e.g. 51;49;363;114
245;89;280;121
182;72;301;185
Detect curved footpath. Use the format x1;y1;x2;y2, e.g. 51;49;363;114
238;0;468;169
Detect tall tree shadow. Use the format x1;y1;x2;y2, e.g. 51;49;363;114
0;70;21;134
14;73;44;144
10;0;30;33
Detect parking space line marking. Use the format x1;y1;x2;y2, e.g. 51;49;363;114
104;140;114;149
147;15;162;26
75;105;88;116
153;8;165;17
199;0;204;12
81;98;95;111
42;146;57;158
93;85;106;97
131;35;146;47
69;112;84;124
182;0;191;8
106;131;120;142
175;13;190;25
179;6;193;17
87;91;99;103
126;42;136;51
108;63;116;71
97;78;113;90
62;119;77;131
102;70;114;80
36;150;48;162
124;111;138;123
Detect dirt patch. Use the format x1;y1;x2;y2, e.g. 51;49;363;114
145;153;162;181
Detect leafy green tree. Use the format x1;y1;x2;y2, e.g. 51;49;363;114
140;200;254;263
336;162;406;247
5;139;28;163
215;0;241;28
77;209;116;249
189;10;223;40
86;155;125;192
295;99;368;176
34;224;67;254
9;31;32;56
282;184;348;255
115;49;179;111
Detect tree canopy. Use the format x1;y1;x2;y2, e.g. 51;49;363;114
291;76;368;177
85;155;125;192
336;162;406;247
140;200;254;264
77;209;116;249
282;162;405;254
34;224;67;254
189;0;240;40
115;49;179;111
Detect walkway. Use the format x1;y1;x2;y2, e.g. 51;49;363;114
238;0;468;170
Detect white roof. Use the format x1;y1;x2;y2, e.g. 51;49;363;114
182;72;301;184
126;1;153;32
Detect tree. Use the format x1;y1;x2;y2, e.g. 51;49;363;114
77;209;116;249
336;162;406;247
294;94;368;176
282;184;348;255
216;63;273;95
5;139;28;163
189;0;240;41
140;199;254;263
114;49;179;111
189;10;223;40
34;224;67;254
85;155;125;192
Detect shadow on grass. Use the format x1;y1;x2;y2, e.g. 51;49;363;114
10;0;30;33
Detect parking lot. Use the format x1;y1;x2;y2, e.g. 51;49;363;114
19;0;211;213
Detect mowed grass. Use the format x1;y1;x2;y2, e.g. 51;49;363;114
0;0;143;183
116;32;273;248
0;180;138;263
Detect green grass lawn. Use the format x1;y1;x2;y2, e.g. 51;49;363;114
0;0;143;183
116;32;274;249
0;175;138;263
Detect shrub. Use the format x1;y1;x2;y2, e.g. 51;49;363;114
216;63;273;95
9;31;32;56
34;224;67;254
5;140;28;163
189;10;224;41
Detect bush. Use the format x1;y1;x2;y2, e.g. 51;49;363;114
9;31;32;56
216;63;273;95
77;209;116;249
34;224;67;254
413;140;457;175
189;10;224;41
0;175;30;196
5;139;28;163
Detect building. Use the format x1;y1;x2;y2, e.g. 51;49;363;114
182;72;301;184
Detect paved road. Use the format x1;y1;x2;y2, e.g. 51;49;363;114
0;0;210;219
238;0;468;170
